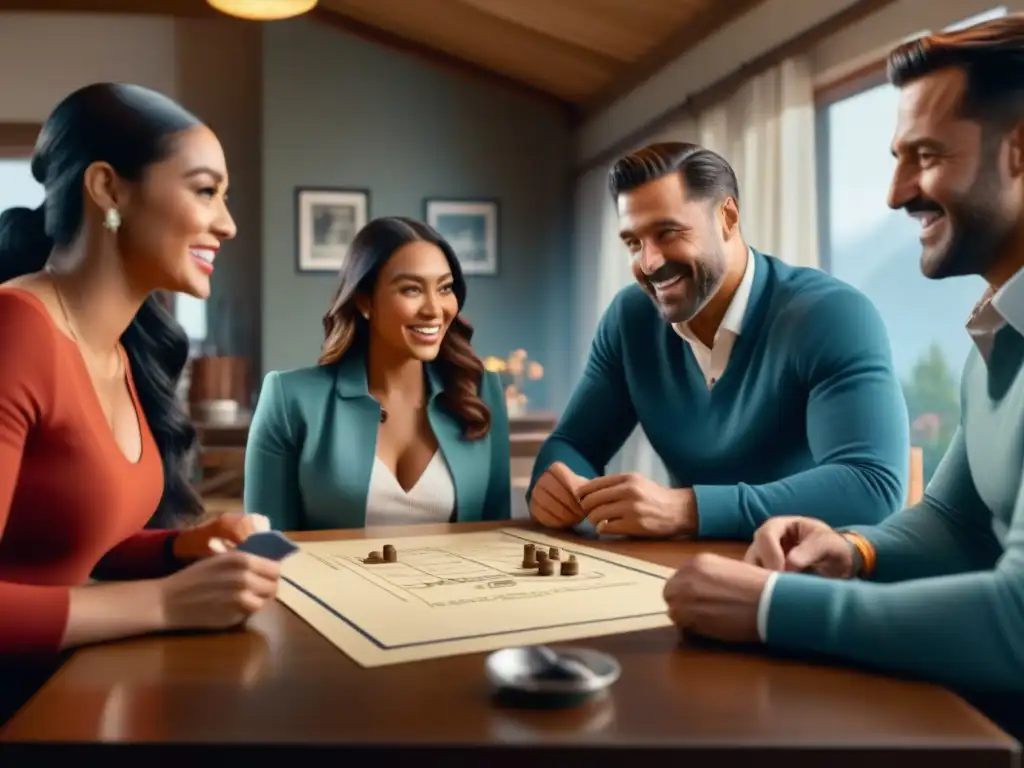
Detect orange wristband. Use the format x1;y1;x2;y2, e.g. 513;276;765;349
842;532;877;578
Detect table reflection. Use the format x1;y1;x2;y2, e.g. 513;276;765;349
488;693;617;742
94;629;272;741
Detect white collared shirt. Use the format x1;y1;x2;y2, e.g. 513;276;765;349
673;247;756;388
967;265;1024;359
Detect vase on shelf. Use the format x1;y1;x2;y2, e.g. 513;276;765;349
483;348;544;418
506;386;528;417
188;354;251;424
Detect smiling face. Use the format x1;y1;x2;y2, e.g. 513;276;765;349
116;124;236;298
888;67;1021;280
616;172;731;324
362;240;460;362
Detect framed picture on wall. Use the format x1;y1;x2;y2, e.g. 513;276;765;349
295;187;370;273
424;198;499;276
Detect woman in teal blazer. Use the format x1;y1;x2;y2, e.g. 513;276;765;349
244;216;511;530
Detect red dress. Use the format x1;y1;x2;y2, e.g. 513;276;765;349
0;288;182;719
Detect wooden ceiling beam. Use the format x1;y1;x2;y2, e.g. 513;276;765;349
449;0;634;62
311;6;580;123
582;0;768;118
443;0;626;67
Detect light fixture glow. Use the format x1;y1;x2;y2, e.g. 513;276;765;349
206;0;318;21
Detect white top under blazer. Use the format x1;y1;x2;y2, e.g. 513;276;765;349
363;451;456;526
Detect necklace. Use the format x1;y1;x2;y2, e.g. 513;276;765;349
47;268;121;378
374;397;427;424
47;267;80;343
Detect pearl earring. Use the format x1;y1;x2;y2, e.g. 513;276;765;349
104;208;121;232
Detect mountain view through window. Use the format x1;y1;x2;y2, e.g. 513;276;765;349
819;6;1006;486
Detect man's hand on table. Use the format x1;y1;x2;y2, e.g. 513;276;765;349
744;515;858;578
578;473;697;538
530;465;700;539
663;553;771;644
530;462;588;529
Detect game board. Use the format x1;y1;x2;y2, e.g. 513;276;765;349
275;528;677;666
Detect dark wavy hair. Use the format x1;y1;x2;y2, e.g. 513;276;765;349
888;14;1024;130
0;82;204;529
319;216;491;441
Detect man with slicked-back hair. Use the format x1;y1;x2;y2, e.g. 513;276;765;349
528;140;910;542
666;14;1024;738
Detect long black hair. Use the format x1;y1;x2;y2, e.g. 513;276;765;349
0;82;205;528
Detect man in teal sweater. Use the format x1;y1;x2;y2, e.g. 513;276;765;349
663;14;1024;734
528;142;909;541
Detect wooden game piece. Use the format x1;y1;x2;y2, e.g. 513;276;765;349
383;544;397;563
538;559;555;576
363;551;384;564
560;555;579;576
521;543;538;568
548;546;560;560
535;550;549;564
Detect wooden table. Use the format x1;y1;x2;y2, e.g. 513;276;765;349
0;522;1017;767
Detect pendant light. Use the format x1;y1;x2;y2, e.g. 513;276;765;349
206;0;318;21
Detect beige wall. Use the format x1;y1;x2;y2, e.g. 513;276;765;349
0;13;178;120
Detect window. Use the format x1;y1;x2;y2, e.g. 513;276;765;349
0;159;206;346
0;158;44;211
175;293;207;344
817;7;1006;487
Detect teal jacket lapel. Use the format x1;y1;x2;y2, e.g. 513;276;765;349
330;349;488;523
330;351;380;524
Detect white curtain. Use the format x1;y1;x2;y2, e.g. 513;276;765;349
695;56;820;268
570;55;819;482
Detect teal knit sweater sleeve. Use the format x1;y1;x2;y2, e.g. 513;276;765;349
764;427;1021;693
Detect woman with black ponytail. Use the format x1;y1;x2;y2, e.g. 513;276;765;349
0;83;279;720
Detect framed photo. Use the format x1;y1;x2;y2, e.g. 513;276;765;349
424;198;499;276
295;187;370;273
